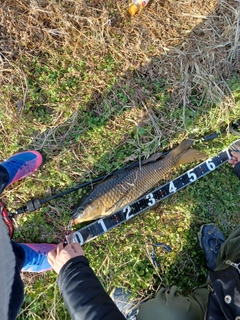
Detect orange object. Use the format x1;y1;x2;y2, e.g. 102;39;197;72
129;0;150;16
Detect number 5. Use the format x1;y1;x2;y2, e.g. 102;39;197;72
187;170;197;182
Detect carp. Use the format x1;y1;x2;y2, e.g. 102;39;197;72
71;139;206;225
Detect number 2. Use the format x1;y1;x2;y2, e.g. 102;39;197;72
123;206;132;220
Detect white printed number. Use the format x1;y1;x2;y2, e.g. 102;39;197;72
123;206;132;220
169;181;177;193
97;219;107;232
187;170;197;182
146;193;156;206
73;231;84;245
206;159;216;171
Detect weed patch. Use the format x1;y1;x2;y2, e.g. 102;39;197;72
0;0;239;318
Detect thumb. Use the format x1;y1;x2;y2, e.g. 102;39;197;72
231;151;239;156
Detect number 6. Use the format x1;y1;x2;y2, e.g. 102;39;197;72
206;159;216;171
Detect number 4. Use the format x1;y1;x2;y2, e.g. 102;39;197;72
169;181;177;193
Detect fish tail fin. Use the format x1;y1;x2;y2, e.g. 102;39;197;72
176;148;207;165
167;139;207;165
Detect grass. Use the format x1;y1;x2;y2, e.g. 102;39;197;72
0;0;240;318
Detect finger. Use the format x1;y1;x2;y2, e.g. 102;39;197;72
58;242;64;250
47;254;53;264
63;243;74;252
48;247;57;259
231;151;239;157
71;243;84;255
57;242;64;254
47;250;56;265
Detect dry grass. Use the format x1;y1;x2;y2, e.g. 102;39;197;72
0;0;240;319
0;0;239;167
1;0;239;133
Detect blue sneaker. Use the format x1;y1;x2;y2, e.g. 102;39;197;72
19;243;56;273
198;224;225;270
0;151;43;187
110;288;142;320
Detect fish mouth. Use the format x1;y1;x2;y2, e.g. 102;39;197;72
70;206;85;220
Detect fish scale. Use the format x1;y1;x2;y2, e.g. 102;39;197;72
71;139;206;224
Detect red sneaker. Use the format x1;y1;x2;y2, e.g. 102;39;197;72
0;151;43;186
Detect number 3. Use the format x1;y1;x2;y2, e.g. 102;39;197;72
146;193;156;206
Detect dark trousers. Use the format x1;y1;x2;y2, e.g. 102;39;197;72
0;165;25;319
137;227;240;320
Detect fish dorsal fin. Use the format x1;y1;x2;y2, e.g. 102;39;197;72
142;152;163;165
176;149;207;165
167;139;194;157
114;152;163;175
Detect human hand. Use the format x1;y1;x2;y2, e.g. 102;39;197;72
228;151;240;168
48;242;85;274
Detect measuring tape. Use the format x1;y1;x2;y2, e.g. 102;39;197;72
69;140;240;245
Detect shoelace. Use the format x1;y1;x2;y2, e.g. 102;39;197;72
3;159;26;171
211;237;225;253
25;250;46;267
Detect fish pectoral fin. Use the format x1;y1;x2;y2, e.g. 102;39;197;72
176;149;207;165
100;197;127;217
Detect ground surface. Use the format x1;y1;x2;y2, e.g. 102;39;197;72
0;0;240;319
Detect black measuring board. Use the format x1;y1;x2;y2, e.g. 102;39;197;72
70;140;240;245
